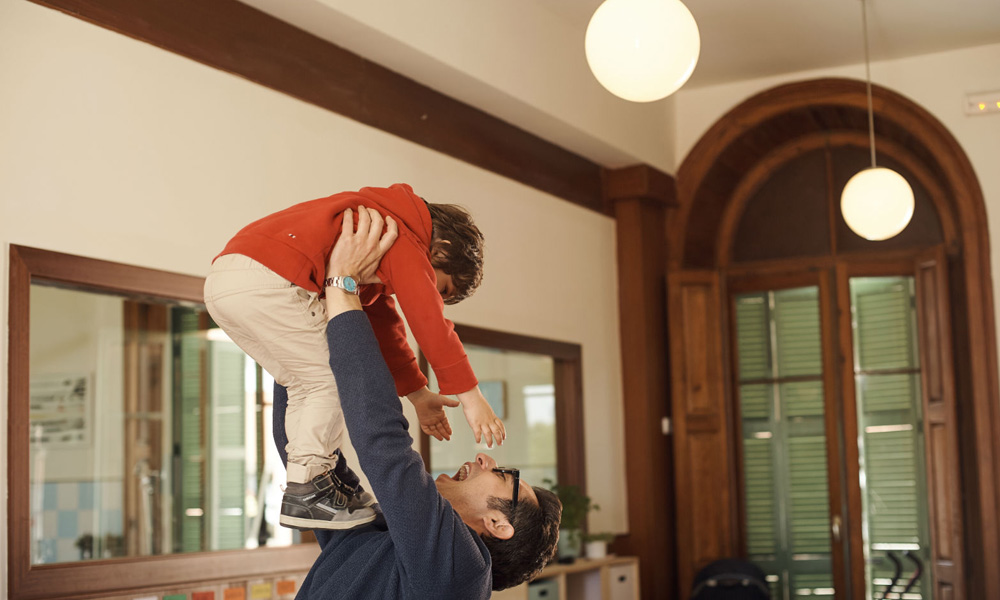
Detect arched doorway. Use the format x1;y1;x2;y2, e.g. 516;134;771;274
668;78;1000;599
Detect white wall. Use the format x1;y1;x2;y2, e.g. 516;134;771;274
674;41;1000;379
0;0;627;589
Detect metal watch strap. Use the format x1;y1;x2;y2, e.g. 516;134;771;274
324;276;359;295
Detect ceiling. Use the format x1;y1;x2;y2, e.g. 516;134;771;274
543;0;1000;88
236;0;1000;171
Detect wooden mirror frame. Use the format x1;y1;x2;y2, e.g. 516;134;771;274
7;245;318;600
417;324;587;494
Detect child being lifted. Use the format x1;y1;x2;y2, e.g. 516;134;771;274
205;184;505;530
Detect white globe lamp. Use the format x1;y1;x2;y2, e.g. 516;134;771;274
585;0;700;102
841;167;914;241
840;0;915;242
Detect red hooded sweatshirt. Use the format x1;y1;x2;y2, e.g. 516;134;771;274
216;183;476;396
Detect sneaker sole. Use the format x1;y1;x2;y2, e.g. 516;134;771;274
279;512;377;531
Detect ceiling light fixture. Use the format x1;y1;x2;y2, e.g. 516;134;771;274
585;0;700;102
840;0;914;241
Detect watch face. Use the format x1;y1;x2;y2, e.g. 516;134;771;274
343;276;358;292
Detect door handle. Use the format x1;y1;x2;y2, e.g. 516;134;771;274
831;515;842;543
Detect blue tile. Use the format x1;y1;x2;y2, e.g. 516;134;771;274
78;482;95;510
57;510;78;539
37;539;57;564
102;509;123;534
42;482;59;510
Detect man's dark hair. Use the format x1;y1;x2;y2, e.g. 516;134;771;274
425;202;484;305
482;486;562;591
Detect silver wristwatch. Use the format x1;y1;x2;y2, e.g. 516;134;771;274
324;275;360;295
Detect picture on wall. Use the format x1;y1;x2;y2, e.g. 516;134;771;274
29;374;92;446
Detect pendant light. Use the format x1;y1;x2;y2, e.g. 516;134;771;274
585;0;700;102
840;0;914;241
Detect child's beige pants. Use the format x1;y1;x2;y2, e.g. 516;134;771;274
204;253;342;484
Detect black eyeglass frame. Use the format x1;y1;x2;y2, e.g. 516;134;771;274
492;467;520;514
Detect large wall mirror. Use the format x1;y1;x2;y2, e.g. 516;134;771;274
8;246;317;600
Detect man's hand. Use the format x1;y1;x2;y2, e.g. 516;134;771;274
327;206;398;284
325;206;398;318
406;387;461;441
457;387;506;448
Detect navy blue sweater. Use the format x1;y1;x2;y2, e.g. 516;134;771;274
272;310;492;599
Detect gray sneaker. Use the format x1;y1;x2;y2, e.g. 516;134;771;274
349;487;378;509
328;456;377;510
279;472;377;530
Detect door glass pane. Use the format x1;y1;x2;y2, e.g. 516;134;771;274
851;277;933;599
735;287;834;599
28;284;294;564
427;344;557;485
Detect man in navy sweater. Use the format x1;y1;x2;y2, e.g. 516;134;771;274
272;207;562;598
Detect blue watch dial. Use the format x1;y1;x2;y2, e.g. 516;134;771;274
343;276;358;292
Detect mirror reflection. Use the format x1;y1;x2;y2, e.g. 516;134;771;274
28;283;294;565
428;344;558;484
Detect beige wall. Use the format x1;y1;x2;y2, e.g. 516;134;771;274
0;1;627;588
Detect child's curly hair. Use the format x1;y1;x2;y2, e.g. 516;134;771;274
426;202;485;304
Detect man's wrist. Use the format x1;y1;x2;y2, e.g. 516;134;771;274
324;292;363;319
324;275;360;295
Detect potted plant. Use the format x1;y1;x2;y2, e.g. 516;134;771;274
544;479;599;563
583;532;615;559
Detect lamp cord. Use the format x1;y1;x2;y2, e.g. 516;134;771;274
861;0;877;169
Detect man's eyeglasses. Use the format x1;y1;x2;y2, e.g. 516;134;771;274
492;467;520;514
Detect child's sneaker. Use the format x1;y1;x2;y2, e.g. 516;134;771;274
280;472;377;530
350;486;378;509
329;451;377;509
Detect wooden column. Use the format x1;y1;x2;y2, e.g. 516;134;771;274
604;165;677;599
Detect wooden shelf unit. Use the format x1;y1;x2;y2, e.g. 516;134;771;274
492;556;640;600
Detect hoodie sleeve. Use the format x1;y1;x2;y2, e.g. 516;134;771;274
362;293;428;396
381;235;478;395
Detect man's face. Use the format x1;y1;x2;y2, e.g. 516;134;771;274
435;453;537;535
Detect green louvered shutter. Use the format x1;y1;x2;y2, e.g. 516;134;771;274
735;287;833;600
209;342;248;550
174;309;205;553
851;277;933;599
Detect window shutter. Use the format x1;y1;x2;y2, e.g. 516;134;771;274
209;343;248;551
735;287;832;599
915;248;966;598
669;270;738;595
175;309;206;552
851;276;934;599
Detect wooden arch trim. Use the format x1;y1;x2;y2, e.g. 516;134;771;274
674;76;1000;596
714;130;959;267
674;79;965;266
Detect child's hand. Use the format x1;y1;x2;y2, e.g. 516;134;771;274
406;387;461;441
457;387;506;448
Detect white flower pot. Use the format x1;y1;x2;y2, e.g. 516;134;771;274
585;540;607;559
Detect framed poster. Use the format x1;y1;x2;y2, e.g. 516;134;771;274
29;374;92;446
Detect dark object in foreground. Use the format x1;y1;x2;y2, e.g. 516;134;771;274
690;558;770;599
